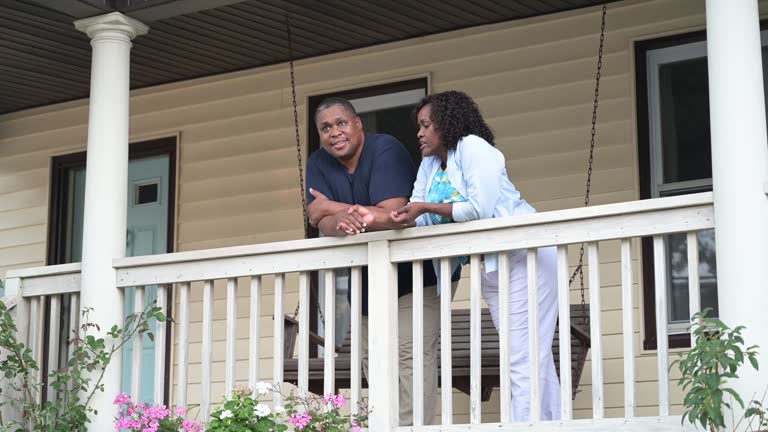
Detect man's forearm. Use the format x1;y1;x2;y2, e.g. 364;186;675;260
316;215;345;236
308;199;348;226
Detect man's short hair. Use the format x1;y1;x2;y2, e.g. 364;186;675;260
314;97;357;124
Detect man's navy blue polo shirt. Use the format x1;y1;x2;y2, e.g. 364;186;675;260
306;133;453;315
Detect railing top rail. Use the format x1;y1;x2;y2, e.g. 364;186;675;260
5;193;713;287
5;262;81;280
113;192;712;269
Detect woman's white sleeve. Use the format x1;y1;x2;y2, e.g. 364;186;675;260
451;136;504;222
411;160;431;227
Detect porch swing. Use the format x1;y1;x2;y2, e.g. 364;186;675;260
283;3;609;401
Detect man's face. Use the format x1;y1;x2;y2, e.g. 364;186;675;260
316;105;364;162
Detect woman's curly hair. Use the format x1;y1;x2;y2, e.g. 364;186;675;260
413;90;495;150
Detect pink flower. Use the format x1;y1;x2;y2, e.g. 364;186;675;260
114;392;131;406
175;406;186;417
288;412;312;430
332;394;345;408
182;419;203;432
323;393;346;409
115;418;133;430
352;425;362;432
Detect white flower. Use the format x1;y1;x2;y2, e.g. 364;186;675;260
254;403;271;417
255;381;273;395
220;409;234;420
274;406;286;414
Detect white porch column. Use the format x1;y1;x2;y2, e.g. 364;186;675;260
74;12;147;431
706;1;768;427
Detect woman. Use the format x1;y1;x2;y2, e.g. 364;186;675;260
389;90;561;422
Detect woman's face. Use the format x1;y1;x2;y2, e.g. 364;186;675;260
416;104;446;159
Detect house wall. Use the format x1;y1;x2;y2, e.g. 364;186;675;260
1;0;760;422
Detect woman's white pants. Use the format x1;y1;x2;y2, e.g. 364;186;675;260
481;247;561;422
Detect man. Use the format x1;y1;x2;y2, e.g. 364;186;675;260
306;97;457;426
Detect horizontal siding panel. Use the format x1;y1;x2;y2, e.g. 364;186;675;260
178;110;298;145
0;188;47;212
0;225;46;249
182;147;296;183
0;169;48;194
0;243;45;267
131;90;283;134
180;168;299;203
177;229;304;251
177;209;301;243
0;206;47;230
178;190;299;223
506;144;633;182
181;128;303;162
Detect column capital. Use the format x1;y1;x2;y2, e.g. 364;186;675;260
75;12;148;41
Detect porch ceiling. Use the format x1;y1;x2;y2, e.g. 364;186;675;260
0;0;617;115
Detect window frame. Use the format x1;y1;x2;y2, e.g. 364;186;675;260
636;30;707;350
637;26;768;350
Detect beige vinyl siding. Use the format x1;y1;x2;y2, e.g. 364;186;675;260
1;0;759;422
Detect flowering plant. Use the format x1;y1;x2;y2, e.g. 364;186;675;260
113;393;203;432
206;383;368;432
205;385;287;432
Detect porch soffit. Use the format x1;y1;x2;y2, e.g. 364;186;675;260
0;0;618;115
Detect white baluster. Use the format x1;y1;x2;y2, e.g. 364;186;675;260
154;285;167;404
556;246;572;420
225;278;237;395
653;236;670;416
176;282;190;410
298;272;309;392
588;242;604;419
200;280;214;421
498;251;511;423
527;249;541;422
621;240;636;417
350;267;363;415
47;295;61;402
131;286;145;401
249;276;262;389
68;294;80;365
439;258;453;425
324;270;335;396
273;274;285;405
412;260;425;426
687;232;701;346
470;255;482;424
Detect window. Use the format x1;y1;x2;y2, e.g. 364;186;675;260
637;30;768;349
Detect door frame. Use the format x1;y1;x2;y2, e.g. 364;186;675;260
46;136;177;404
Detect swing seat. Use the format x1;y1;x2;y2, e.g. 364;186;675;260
283;305;590;400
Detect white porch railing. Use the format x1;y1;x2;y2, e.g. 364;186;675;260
2;193;712;431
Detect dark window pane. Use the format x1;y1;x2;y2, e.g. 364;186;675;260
667;229;719;322
659;57;712;184
136;183;158;205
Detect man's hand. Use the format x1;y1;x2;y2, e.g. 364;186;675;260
334;206;369;235
338;205;375;235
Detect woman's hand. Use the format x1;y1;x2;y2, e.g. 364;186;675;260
389;202;427;229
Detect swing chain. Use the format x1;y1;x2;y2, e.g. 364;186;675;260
570;3;606;326
287;17;326;326
287;20;308;240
